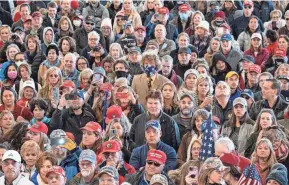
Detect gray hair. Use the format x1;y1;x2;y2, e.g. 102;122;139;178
161;55;173;64
6;44;20;60
88;31;100;43
64;52;77;63
285;10;289;17
215;137;235;152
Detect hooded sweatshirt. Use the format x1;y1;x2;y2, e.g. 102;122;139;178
210;52;232;83
40;27;55;54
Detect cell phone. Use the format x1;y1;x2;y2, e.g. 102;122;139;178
188;166;199;179
123;15;128;21
109;129;118;138
52;87;59;100
93;73;102;81
115;92;129;99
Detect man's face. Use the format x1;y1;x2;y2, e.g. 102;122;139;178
154;25;165;39
32;16;43;27
2;90;15;107
179;97;194;116
243;4;253;16
221;40;232;51
124;25;134;35
48;7;57;17
214;143;230;157
145;127;161;145
99;174;117;185
145;160;164;177
262;81;276;100
157;13;168;25
88;35;98;48
178;53;191;65
226;75;239;90
24;20;32;31
115;63;127;72
79;160;95;177
20;6;30;19
69;97;84;110
64;55;76;72
178;35;189;48
61;0;70;12
161;60;173;76
146;98;162;116
2;160;21;182
85;22;95;32
47;173;66;185
128;52;140;63
135;29;146;41
247;72;258;84
45;30;54;43
51;146;67;161
215;83;230;97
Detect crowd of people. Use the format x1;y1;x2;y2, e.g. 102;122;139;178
0;0;289;185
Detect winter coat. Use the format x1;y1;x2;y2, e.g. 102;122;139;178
61;69;80;88
24;51;46;83
253;1;274;23
232;15;264;39
146;22;178;41
212;100;233;126
159;70;183;90
173;63;192;80
210;52;232;83
80;44;108;66
237;28;264;51
264;19;286;32
244;131;259;158
60;147;81;181
130;111;180;150
42;13;61;30
38;59;63;85
0;8;13;27
0;104;33;121
151;38;176;57
126;102;145;124
50;107;96;144
128;62;143;79
0;174;34;185
190;35;211;58
107;3;122;24
219;49;243;71
278;26;289;38
68;171;99;185
82;3;109;27
129;141;177;172
243;48;270;68
249;96;289;120
169;15;192;34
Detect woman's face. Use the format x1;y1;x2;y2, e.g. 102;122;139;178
28;38;37;51
197;80;209;95
77;59;88;71
267;179;281;185
26;131;41;144
1;113;14;130
123;0;132;10
178;35;189;48
82;130;99;147
248;18;258;30
22;151;38;167
61;19;69;31
61;40;70;53
110;46;120;59
8;65;17;73
33;106;45;121
260;112;273;129
195;116;204;132
147;0;155;10
48;71;59;85
81;75;90;87
191;142;201;160
111;122;124;138
224;1;233;9
278;38;289;50
251;38;262;48
233;104;246;118
8;47;18;61
0;28;10;41
23;87;34;100
211;40;220;52
256;143;271;159
193;14;202;25
20;67;29;79
162;85;174;99
2;90;15;107
271;13;280;22
48;49;57;62
209;170;224;184
40;160;53;183
185;74;197;89
278;65;289;77
119;89;129;107
104;62;113;73
102;26;111;36
216;60;226;71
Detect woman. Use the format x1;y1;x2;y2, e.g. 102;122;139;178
0;110;15;138
79;121;103;165
58;36;78;64
186;139;202;162
0;25;11;49
195;75;214;111
2;63;19;87
55;16;74;41
264;10;285;32
244;109;279;159
221;0;238;26
24;34;46;83
17;80;38;108
29;99;51;126
209;52;232;83
101;18;116;52
109;43;124;60
102;56;115;80
139;0;155;25
107;0;123;24
38;67;63;100
185;11;205;36
204;37;220;67
32;152;57;185
114;85;144;124
161;82;179;116
105;118;136;163
238;16;264;51
112;13;126;39
274;63;289;77
278;35;289;58
79;68;93;91
222;97;255;155
178;69;199;99
244;33;270;68
220;153;242;185
198;157;227;185
177;109;209;167
26;121;50;152
251;139;277;185
265;29;279;56
76;56;89;72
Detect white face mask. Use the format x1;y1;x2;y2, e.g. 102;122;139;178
73;20;82;27
15;61;25;67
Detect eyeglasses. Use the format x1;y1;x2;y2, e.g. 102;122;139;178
244;6;252;9
241;95;250;100
146;160;161;167
86;22;94;26
89;38;97;41
78;62;87;66
49;74;58;78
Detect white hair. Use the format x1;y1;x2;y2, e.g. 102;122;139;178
161;55;173;65
215;137;235;152
88;31;100;43
64;52;77;63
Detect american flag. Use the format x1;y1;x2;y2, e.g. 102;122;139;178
199;115;216;161
238;164;262;185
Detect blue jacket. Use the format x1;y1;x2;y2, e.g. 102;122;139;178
129;141;177;172
229;89;241;102
0;60;12;80
60;147;82;181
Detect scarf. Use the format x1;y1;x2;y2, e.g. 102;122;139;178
275;142;289;162
30;116;51;125
42;59;60;68
193;35;209;52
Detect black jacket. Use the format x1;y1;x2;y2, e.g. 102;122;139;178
173;63;191;80
42;13;61;31
107;3;122;24
24;51;46;83
213;100;233;127
0;7;13;27
244;132;259;158
126;102;145;124
51;107;96;144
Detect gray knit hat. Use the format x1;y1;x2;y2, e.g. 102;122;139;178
266;163;288;185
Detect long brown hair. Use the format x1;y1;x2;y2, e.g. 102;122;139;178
180;160;203;185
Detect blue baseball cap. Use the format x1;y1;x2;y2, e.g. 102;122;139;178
79;149;96;164
145;120;161;131
240;89;254;101
93;67;106;76
221;34;233;41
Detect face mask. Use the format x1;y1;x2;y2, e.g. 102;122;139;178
7;71;17;80
179;13;189;22
15;61;25;67
275;58;285;66
115;71;127;78
144;65;156;77
73;20;82;27
215;20;224;26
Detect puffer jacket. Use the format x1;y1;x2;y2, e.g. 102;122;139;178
249;96;289;121
60;147;82;181
244;131;259;158
130;111;180;150
237;26;264;51
126;102;145;124
213;99;233;127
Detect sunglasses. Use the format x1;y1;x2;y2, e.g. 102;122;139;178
244;6;252;9
241;95;250;100
146;160;161;167
86;22;94;26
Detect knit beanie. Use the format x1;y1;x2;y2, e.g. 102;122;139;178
101;18;112;29
188;45;199;57
266;163;288;185
46;43;59;56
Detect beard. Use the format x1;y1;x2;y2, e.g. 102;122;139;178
181;108;193;116
81;169;93;177
70;104;82;110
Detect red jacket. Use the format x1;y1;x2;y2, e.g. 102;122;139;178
266;41;278;56
244;48;270;70
0;104;33;121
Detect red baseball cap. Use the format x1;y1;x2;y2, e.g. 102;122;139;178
243;0;253;6
214;11;225;19
274;49;286;57
23;15;32;23
135;26;146;32
80;122;102;133
28;122;48;135
105;105;122;124
178;4;190;12
220;23;231;30
220;152;240;166
248;64;261;74
146;149;167;165
101;140;121;153
32;11;42;18
46;166;66;177
157;7;169;15
60;80;76;90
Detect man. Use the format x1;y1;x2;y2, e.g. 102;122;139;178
43;2;61;30
159;55;183;89
132;51;170;109
135;26;147;51
253;0;274;23
250;79;289;120
82;0;109;28
130;90;180;150
126;150;174;185
173;47;192;79
0;150;34;185
12;3;31;30
254;72;274;101
151;24;176;57
278;10;289;37
117;21;137;54
25;11;44;42
213;81;233;125
73;16;105;54
147;7;178;41
169;3;192;33
172;94;195;138
240;89;255;109
170;33;190;64
219;34;242;71
23;15;32;32
46;166;67;185
246;64;261;93
113;59;132;82
51;90;96;144
99;166;119;185
58;0;76;20
127;47;143;79
0;3;13;27
62;53;80;87
50;129;82;181
99;140;135;184
68;149;99;185
130;120;177;172
225;71;241;102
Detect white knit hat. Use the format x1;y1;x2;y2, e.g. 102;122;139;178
101;18;112;29
196;20;210;32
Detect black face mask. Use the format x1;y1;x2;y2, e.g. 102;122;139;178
275;58;285;66
115;71;128;78
215;20;224;26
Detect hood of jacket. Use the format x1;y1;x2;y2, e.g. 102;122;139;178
210;52;232;72
43;27;55;46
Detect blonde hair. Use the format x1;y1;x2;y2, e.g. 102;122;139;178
141;50;162;71
58;16;74;32
79;68;93;82
20;140;41;157
25;34;41;52
196;74;214;96
6;44;20;61
0;110;15;129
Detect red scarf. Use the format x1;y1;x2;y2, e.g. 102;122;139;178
275;142;289;162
